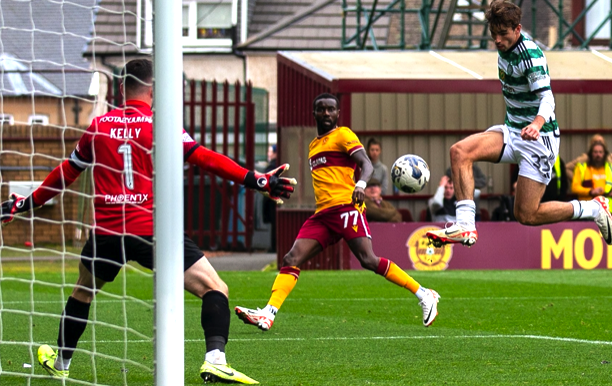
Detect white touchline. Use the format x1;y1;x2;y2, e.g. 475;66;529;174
80;335;612;346
3;294;612;305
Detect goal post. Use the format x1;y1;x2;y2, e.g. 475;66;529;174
152;0;185;385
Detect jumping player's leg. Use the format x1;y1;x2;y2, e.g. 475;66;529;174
450;131;505;201
450;131;505;226
347;237;440;326
427;131;505;247
514;175;612;243
514;176;573;224
235;238;322;331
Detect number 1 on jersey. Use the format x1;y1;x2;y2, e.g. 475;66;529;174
118;144;134;190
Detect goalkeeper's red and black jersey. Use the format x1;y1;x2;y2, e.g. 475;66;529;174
72;100;198;236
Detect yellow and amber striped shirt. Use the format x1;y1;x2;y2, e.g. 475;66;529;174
308;127;363;213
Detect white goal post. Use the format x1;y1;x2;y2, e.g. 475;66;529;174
0;0;187;385
152;0;185;385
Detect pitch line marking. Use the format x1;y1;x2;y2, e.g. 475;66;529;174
78;334;612;346
4;295;612;305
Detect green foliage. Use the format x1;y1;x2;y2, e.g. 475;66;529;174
1;266;611;385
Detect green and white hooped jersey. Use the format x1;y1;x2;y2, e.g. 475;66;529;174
498;34;558;133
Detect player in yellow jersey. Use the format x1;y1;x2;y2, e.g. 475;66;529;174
235;93;440;330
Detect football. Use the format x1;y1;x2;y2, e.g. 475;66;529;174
391;154;430;193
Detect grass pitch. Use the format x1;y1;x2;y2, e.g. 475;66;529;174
0;259;611;385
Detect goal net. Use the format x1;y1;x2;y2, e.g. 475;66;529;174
0;0;161;384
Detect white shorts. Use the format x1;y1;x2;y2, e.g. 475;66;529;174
486;124;560;185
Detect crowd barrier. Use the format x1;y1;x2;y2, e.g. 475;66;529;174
351;222;612;270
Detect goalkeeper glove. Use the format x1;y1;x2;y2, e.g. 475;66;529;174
244;163;297;205
1;193;38;226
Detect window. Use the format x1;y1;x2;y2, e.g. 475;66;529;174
182;0;236;48
0;114;14;125
28;114;49;125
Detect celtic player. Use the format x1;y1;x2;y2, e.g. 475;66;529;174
427;0;612;247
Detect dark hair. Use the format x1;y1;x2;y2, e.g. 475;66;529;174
367;138;381;151
485;0;522;32
588;141;609;166
312;93;339;110
121;59;153;93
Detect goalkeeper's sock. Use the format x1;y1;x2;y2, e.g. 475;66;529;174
268;266;300;310
201;291;229;354
376;258;420;294
54;357;72;371
57;296;91;362
205;349;227;366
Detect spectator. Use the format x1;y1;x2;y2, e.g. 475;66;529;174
571;141;612;201
428;175;457;223
541;155;568;203
364;178;401;222
262;144;278;252
492;182;517;221
445;164;487;190
566;134;612;186
366;138;390;195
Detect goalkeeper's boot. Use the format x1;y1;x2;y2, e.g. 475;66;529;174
594;196;612;245
200;361;259;384
234;306;275;331
37;345;69;379
419;289;440;327
426;223;478;247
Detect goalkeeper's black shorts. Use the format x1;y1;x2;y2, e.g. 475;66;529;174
80;232;204;282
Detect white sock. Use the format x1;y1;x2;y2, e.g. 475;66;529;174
205;349;227;365
54;357;71;371
263;305;278;315
571;200;599;220
456;200;476;230
415;286;428;301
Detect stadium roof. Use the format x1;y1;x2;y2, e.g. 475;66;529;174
0;0;95;97
279;50;612;93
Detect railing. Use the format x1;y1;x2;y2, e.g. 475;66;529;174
183;80;256;251
342;0;612;50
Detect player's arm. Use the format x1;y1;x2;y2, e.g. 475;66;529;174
350;149;374;206
186;145;296;205
1;155;84;226
521;89;554;141
521;55;555;141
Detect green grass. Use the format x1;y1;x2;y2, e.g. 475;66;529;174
0;260;611;385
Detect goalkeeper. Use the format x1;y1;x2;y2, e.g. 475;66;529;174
0;59;296;384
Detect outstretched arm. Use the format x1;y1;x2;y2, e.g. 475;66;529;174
186;145;296;204
1;159;83;225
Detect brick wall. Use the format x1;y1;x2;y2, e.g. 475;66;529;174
0;125;91;247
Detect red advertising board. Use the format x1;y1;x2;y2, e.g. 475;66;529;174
349;222;612;270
